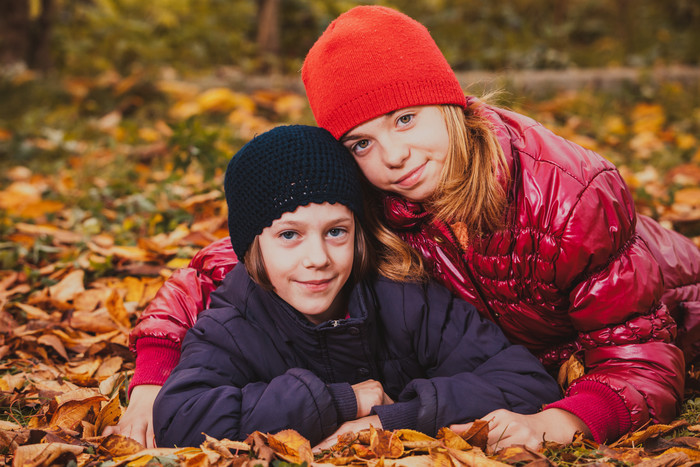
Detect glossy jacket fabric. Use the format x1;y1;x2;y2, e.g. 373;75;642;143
154;264;560;447
131;102;700;442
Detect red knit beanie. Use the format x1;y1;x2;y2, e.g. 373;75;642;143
302;6;467;140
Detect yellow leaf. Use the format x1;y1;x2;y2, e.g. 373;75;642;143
197;87;255;113
106;289;130;328
632;103;666;134
674;187;700;207
437;427;471;451
166;257;192;269
267;429;314;464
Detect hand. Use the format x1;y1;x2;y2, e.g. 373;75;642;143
450;408;590;451
351;380;393;418
102;384;162;448
313;415;382;453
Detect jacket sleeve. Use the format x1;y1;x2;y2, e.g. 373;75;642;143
372;280;562;436
128;237;238;391
153;310;339;447
545;168;685;443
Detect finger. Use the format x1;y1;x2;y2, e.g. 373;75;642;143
102;425;117;436
146;422;156;448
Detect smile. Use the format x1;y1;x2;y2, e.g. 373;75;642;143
297;278;333;292
394;163;426;188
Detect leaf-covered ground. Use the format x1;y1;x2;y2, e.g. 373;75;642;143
1;68;700;466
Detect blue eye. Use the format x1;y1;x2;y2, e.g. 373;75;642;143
328;228;346;238
280;231;297;240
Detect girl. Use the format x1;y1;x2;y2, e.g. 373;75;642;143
110;6;700;450
152;125;560;448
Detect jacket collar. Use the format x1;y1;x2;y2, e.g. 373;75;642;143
222;264;375;337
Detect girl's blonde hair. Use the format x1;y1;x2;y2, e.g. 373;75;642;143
244;212;376;289
369;102;509;282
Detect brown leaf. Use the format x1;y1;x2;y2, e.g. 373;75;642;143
267;429;313;464
633;451;691;467
49;270;85;303
12;442;84;467
106;290;130;328
612;421;689;447
49;391;106;431
462;419;490;451
37;333;69;360
369;425;404;459
437;427;471;451
448;446;513;466
15;222;82;244
95;395;123;435
557;354;585;389
98;433;145;457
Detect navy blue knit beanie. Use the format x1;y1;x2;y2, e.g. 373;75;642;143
225;125;363;259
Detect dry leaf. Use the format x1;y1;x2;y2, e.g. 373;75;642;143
12;442;84;467
369;426;404;459
267;429;314;464
557;353;585;389
49;270;85;303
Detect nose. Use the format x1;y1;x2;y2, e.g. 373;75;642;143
382;140;410;168
302;236;331;269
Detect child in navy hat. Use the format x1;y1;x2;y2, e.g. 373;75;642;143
153;125;560;449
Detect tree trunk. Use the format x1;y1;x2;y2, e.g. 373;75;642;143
27;0;55;71
0;0;30;68
256;0;280;70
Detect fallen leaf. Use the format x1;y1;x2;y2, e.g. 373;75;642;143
267;429;314;464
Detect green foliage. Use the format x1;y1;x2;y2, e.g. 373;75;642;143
40;0;700;77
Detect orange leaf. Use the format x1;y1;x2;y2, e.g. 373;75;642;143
98;433;145;457
267;429;313;464
106;290;130;328
49;270;85;303
369;426;404;459
37;333;69;360
437;427;471;451
557;353;586;389
12;442;84;467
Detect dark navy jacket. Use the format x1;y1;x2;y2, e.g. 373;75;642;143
154;265;560;447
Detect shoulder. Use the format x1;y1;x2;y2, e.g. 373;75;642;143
479;102;617;188
368;276;476;329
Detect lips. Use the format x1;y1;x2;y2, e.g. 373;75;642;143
298;278;334;292
394;163;426;188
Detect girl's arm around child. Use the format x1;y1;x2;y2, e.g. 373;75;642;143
153;265;561;448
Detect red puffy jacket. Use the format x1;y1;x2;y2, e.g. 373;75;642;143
131;102;700;443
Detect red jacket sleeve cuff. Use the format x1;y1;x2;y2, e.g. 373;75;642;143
128;337;181;396
544;380;632;443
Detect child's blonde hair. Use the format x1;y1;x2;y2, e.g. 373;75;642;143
370;103;509;282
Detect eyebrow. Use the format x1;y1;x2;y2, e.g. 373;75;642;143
274;215;353;229
340;110;400;143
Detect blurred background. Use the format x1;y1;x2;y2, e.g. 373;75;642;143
0;0;699;271
2;0;700;74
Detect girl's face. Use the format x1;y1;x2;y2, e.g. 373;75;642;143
341;105;449;202
258;202;355;324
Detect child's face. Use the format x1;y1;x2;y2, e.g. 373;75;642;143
258;202;355;324
340;105;449;202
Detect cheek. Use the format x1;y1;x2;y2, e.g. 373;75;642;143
355;157;383;184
